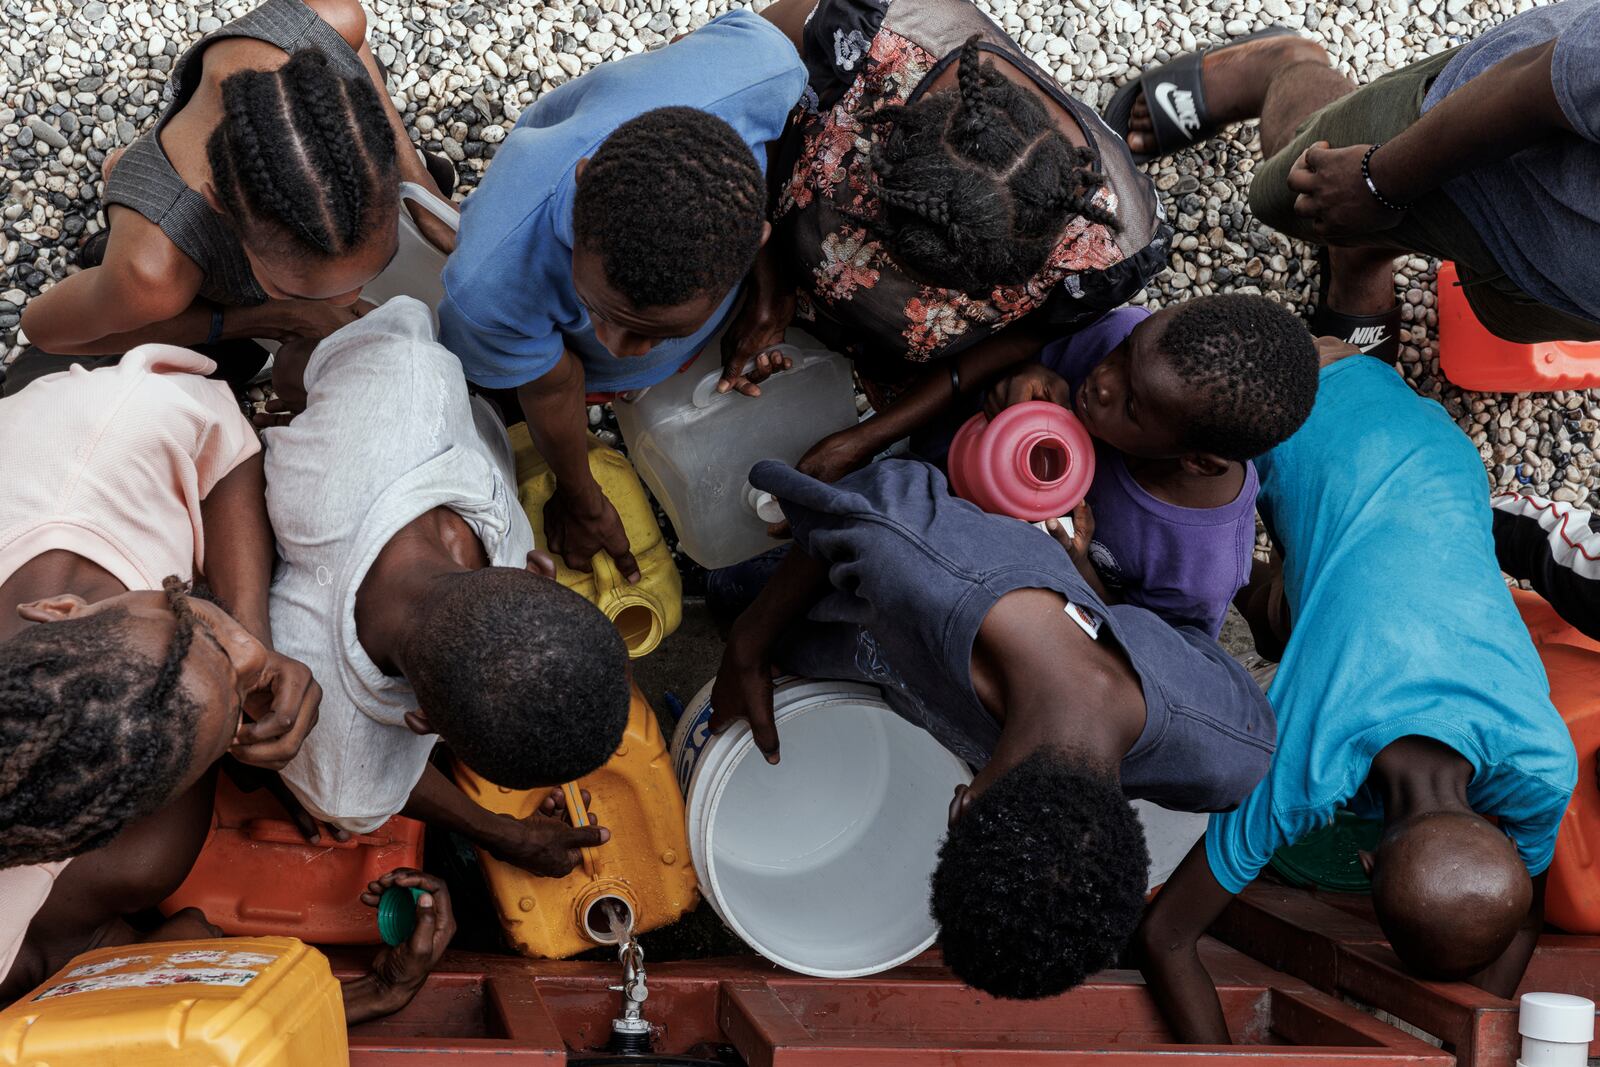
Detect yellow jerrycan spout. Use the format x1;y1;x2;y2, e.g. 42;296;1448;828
509;424;681;658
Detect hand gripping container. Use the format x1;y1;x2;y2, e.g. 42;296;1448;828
612;332;859;570
1437;261;1600;392
0;937;346;1067
509;423;681;658
1512;589;1600;934
161;773;424;944
947;400;1096;523
670;676;972;977
453;681;698;959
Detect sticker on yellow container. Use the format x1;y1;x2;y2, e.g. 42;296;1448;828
0;937;346;1067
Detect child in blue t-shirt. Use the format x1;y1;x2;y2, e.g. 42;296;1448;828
1136;346;1577;1043
440;10;807;584
982;295;1319;636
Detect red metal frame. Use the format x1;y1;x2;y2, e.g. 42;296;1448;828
335;941;1450;1066
1213;883;1600;1067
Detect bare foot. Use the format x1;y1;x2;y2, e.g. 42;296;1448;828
100;145;126;183
1125;35;1327;155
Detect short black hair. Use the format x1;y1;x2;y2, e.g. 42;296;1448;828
405;568;630;788
0;582;199;868
931;749;1148;998
572;105;766;308
208;49;398;258
1156;294;1319;462
864;36;1118;294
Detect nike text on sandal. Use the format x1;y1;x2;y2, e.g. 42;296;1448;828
1103;26;1298;163
1310;303;1403;363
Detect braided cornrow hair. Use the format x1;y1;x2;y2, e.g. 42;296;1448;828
572;106;766;309
864;36;1119;294
0;578;201;868
207;49;397;259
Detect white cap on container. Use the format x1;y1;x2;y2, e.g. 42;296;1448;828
1519;993;1595;1044
744;486;786;525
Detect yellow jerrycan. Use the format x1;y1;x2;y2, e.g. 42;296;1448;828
509;424;681;658
0;937;346;1067
454;682;698;959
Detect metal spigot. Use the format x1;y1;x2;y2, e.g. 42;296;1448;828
607;916;650;1054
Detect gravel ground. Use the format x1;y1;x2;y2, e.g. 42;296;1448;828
1;0;1595;510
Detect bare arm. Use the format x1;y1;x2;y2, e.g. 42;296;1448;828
709;545;832;762
799;323;1052;482
198;452;275;644
1290;41;1574;239
516;352;641;581
1470;872;1546;999
758;0;818;53
402;763;607;877
1133;839;1238;1044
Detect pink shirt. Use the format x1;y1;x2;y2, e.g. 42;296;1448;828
0;345;259;985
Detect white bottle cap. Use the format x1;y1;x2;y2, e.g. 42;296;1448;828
1520;993;1595;1044
745;486;786;525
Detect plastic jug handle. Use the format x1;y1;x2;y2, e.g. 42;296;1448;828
398;180;460;234
690;343;805;409
562;780;600;880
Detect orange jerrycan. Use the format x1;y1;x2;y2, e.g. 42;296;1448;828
0;937;346;1066
509;424;681;658
454;682;698;958
161;773;425;944
1513;589;1600;933
1438;261;1600;392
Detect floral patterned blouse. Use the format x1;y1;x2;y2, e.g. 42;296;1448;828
775;0;1170;399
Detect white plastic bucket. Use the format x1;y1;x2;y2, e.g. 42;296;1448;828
670;677;971;977
360;181;459;319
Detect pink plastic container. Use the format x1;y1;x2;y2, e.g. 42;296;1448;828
946;401;1096;522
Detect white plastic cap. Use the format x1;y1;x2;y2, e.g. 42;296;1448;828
745;486;786;525
1519;992;1595;1043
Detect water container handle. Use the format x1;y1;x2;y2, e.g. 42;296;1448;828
690;343;810;409
398;181;460;234
562;781;600;880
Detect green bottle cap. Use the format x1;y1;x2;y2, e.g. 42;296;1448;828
377;886;426;946
1269;811;1383;893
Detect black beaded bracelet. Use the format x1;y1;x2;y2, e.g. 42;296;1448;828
1361;142;1409;213
948;363;962;394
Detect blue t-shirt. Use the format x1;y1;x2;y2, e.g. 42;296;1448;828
750;458;1277;812
1422;0;1600;325
1205;356;1576;894
1039;307;1259;638
438;11;807;392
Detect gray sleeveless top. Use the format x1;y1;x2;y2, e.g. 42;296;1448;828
102;0;367;306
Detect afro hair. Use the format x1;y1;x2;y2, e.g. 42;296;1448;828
404;567;630;788
1157;293;1319;462
573;105;766;309
931;748;1148;999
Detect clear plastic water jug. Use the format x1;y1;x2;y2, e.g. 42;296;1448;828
613;331;859;570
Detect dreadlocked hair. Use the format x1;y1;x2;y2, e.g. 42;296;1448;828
864;36;1118;294
573;106;766;308
207;49;398;258
0;576;201;868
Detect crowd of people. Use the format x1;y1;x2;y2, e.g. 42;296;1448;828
2;0;1598;1038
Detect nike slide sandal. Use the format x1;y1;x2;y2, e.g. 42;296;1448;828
1103;26;1298;163
1309;303;1403;363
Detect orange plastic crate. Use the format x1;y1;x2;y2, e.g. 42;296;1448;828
162;774;424;945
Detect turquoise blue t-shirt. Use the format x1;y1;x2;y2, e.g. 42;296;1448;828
438;11;806;392
1205;356;1576;894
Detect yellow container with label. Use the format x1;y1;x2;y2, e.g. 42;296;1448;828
0;937;346;1067
509;424;681;658
455;682;699;959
